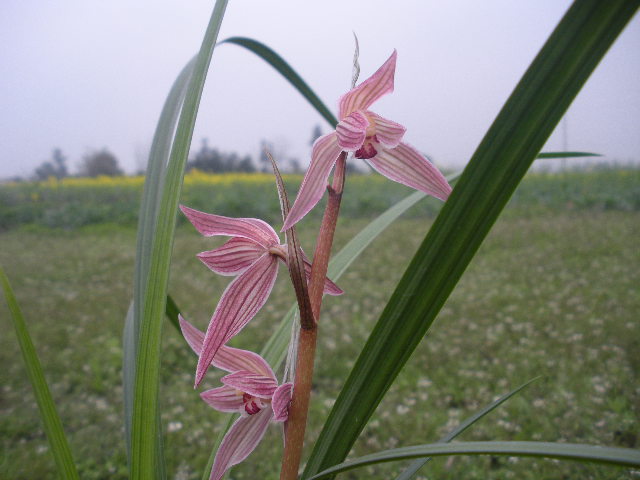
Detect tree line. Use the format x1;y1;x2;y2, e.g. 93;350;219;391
27;127;329;181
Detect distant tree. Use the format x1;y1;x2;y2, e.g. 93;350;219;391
288;158;302;174
187;138;255;173
78;148;123;177
258;139;273;173
310;124;323;146
33;148;68;180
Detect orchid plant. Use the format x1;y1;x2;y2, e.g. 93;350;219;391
177;51;453;478
2;1;638;479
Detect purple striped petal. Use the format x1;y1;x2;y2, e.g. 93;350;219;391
368;142;452;201
198;237;265;276
213;347;276;378
368;111;406;148
302;257;343;296
209;408;272;480
272;382;293;422
180;205;279;248
336;111;368;151
195;254;279;386
179;315;276;377
338;50;397;119
221;371;278;399
200;385;245;413
282;132;343;231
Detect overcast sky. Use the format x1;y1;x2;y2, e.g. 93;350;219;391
1;1;638;179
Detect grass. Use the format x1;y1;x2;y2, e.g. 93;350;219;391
0;174;638;478
1;166;638;231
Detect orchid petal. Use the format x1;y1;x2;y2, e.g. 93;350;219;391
209;408;272;480
302;257;343;296
368;142;452;201
179;315;276;377
338;50;397;119
221;370;278;399
198;237;265;276
272;382;293;422
335;111;368;151
367;111;406;148
200;385;245;413
282;132;342;231
214;347;276;378
195;254;279;386
180;205;279;248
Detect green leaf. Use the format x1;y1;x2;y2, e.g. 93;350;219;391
165;294;181;332
536;151;601;159
303;1;639;476
123;57;196;475
310;441;640;479
397;377;540;480
221;37;338;127
129;1;229;478
0;267;79;479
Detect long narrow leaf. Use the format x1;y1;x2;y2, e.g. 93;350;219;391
130;1;229;478
221;37;338;127
0;267;79;479
304;1;639;476
536;151;601;159
397;377;540;480
310;441;640;478
124;57;196;474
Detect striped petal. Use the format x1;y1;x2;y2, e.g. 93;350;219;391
338;50;397;119
180;205;279;248
209;408;272;480
272;382;293;422
302;256;343;296
368;142;452;202
178;316;276;377
198;237;265;276
336;111;368;151
221;370;278;399
200;385;245;413
282;132;342;231
368;111;406;148
195;254;279;386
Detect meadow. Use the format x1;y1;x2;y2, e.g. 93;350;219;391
0;168;638;479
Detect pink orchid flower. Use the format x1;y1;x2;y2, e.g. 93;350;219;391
283;50;452;230
179;316;293;480
180;205;342;386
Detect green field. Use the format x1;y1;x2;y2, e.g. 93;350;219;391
0;170;638;479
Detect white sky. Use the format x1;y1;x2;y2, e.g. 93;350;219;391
1;1;638;179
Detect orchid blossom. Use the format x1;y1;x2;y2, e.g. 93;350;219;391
283;50;452;230
180;205;342;386
179;316;293;480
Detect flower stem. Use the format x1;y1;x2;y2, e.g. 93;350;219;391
280;153;346;480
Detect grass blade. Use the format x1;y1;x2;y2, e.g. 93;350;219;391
165;294;181;332
130;1;229;477
221;37;338;127
123;57;196;474
303;1;639;476
536;151;601;159
310;441;640;478
0;267;79;479
396;377;540;480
